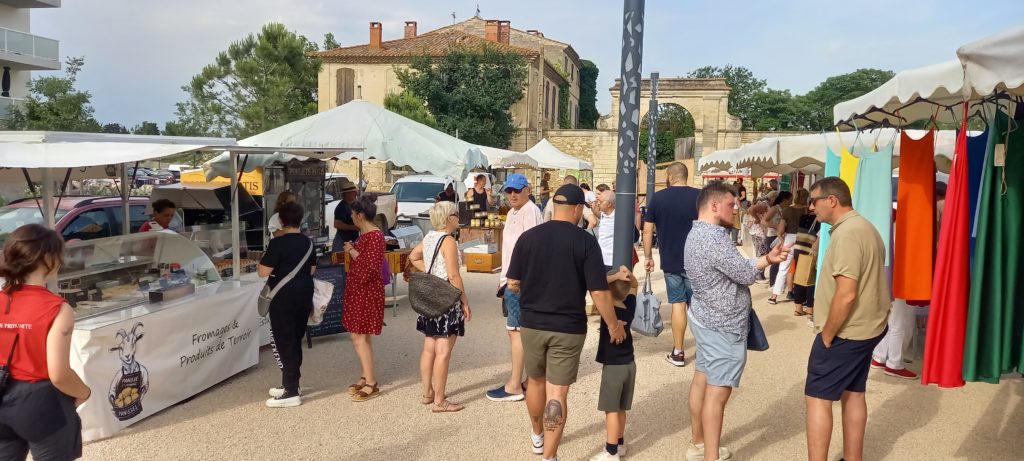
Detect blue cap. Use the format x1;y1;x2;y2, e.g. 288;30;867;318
504;173;529;191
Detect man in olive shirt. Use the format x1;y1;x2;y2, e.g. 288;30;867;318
804;177;891;461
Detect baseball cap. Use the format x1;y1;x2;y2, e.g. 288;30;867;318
552;184;586;205
504;173;529;191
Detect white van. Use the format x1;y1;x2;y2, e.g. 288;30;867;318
391;175;458;225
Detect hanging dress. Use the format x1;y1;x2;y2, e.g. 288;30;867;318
964;109;1024;383
966;131;990;265
852;139;894;266
892;130;936;301
839;141;860;195
815;146;843;285
922;114;971;388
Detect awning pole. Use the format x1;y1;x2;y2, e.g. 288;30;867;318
230;152;241;281
41;168;55;229
121;164;130;235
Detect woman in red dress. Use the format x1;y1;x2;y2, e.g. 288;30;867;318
341;198;386;402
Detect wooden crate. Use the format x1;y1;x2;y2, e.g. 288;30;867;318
465;252;500;273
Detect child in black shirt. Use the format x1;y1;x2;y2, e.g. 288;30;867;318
593;266;638;460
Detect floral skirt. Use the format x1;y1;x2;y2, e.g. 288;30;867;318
416;302;466;337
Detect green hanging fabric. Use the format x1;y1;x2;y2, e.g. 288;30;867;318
964;110;1024;383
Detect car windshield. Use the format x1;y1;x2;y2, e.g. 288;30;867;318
0;207;69;244
391;182;444;203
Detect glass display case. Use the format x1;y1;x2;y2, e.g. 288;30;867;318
176;222;262;278
264;159;328;249
59;231;223;320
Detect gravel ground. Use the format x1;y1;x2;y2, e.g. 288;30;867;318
81;254;1023;460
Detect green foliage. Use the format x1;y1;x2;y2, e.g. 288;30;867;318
396;44;528;148
578;60;600;129
558;83;571;128
5;56;101;132
383;90;436;127
688;65;766;130
640;104;695;163
323;32;340;50
131;121;161;135
747;88;802;131
102;123;130;134
795;68;896;130
170;23;321;138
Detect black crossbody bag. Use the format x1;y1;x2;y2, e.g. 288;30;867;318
0;333;19;403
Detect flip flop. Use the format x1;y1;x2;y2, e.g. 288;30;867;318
431;400;464;413
421;392;435;405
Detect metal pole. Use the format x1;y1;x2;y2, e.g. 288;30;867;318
121;164;130;235
612;0;645;269
230;152;241;281
41;168;54;228
646;71;659;200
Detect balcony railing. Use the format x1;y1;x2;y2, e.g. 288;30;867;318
0;96;24;120
0;26;59;65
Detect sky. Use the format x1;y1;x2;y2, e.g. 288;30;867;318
31;0;1024;129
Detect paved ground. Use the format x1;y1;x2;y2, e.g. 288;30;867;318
82;254;1022;460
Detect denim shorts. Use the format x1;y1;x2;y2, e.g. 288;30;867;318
664;271;693;304
503;290;522;331
690;317;747;388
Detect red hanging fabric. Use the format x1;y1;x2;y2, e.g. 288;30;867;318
921;112;970;387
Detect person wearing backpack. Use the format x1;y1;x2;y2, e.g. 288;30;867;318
0;224;91;460
258;202;316;408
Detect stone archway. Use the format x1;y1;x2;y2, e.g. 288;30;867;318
608;78;743;155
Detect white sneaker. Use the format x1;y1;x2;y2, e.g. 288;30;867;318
531;432;544;455
589;450;620;461
265;394;301;408
268;387;301;398
685;443;732;461
617;444;626;458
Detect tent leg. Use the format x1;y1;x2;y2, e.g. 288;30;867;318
230;152;241;281
41;169;55;291
121;163;131;235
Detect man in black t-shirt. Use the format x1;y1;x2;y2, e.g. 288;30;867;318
332;179;360;251
506;184;625;461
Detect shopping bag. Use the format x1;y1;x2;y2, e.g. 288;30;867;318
631;274;664;337
308;278;335;326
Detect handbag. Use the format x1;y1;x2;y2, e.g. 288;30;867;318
631;274;664;337
793;219;819;287
408;235;462;319
0;333;18;402
747;309;769;351
258;241;313;317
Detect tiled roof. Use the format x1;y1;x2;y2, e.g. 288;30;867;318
309;29;539;63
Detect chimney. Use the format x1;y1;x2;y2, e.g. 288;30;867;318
404;21;417;39
498;20;510;45
369;22;382;49
526;29;544;38
485;19;499;43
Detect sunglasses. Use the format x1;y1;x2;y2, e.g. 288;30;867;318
504;187;525;194
809;194;834;204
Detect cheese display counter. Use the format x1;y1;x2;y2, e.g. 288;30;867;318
66;232;264;441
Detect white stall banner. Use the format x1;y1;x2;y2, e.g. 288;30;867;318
72;282;262;442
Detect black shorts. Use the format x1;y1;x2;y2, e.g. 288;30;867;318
805;329;887;401
0;380;82;461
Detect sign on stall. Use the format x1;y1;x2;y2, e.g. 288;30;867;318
179;168;265;196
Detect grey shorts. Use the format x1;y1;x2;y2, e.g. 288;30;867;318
690;317;748;388
598;362;636;412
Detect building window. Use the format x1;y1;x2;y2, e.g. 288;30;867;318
544;82;550;118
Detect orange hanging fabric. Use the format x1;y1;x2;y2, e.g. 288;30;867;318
892;130;936;301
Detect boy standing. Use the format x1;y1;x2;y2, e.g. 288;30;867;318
591;266;638;461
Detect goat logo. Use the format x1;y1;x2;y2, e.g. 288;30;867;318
108;322;149;421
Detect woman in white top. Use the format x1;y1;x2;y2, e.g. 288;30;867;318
409;201;471;413
267;191;297;238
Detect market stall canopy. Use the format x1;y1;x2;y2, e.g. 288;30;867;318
833;60;970;127
478;145;539;169
151;182;260;216
523;138;593;170
958;24;1024;97
697;147;738;171
208;100;487;182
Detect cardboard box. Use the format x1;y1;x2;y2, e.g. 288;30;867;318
465;252;500;273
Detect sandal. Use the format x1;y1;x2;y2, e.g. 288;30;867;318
347;377;366;396
793;310;808;316
431;400;464;413
351;383;380;402
421;391;435;405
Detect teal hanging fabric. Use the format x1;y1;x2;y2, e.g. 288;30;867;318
816;146;843;284
852;141;895;266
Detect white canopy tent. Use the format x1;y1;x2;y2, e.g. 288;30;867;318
697;147;738;171
523;138;593;170
478;145;539;169
958;24;1024;97
833;60;971;127
206;100;488;190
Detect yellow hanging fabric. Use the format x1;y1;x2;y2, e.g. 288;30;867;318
837;128;860;194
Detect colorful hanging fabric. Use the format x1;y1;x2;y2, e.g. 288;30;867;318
892;130;936;301
967;131;989;264
839;142;860;195
964;109;1024;383
815;146;843;284
922;113;971;388
852;141;894;265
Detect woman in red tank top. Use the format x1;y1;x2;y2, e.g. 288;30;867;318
0;224;90;460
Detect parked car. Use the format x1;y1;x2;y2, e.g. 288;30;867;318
391;175;458;225
0;196;151;245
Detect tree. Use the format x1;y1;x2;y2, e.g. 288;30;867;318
578;60;600;129
795;68;895;130
323;33;340;50
131;121;161;135
639;104;695;163
5;56;101;132
170;23;321;138
383;90;436;127
687;65;767;130
396;44;528;148
102;123;130;134
747;88;801;131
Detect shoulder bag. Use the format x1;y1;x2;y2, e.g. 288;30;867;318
0;333;18;402
258;241;313;317
632;274;664;337
747;309;769;351
409;235;462;319
793;218;819;287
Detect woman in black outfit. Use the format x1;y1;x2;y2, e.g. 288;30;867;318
258;202;316;408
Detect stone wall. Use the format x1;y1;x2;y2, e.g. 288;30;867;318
544;129;617;186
